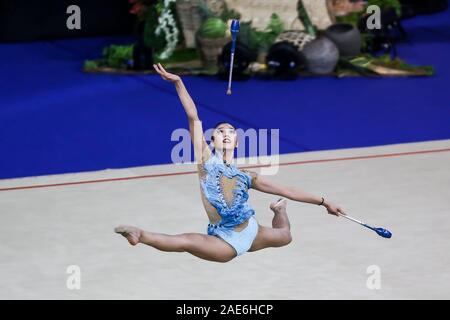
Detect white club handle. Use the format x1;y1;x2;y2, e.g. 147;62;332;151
227;52;235;95
340;213;365;226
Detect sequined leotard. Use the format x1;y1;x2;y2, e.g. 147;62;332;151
199;153;255;237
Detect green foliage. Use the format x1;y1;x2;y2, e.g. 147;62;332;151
155;0;164;14
258;13;285;51
84;60;99;71
297;1;316;37
238;13;284;53
143;4;166;51
370;55;434;75
336;12;361;27
337;54;434;77
266;13;284;35
368;0;402;16
237;21;258;52
197;0;215;19
84;44;135;71
199;17;228;38
360;33;373;52
102;45;134;68
220;3;241;21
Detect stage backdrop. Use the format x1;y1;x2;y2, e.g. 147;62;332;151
0;0;135;42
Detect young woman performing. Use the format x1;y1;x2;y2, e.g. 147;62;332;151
115;64;345;263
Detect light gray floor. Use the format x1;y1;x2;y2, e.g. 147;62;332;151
1;140;449;299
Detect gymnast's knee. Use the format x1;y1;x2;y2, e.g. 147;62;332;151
216;254;235;263
178;233;196;252
280;229;293;247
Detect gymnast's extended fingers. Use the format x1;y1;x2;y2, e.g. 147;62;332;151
157;63;168;74
153;64;162;74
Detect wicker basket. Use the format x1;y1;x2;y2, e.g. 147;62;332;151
196;34;229;67
274;30;315;51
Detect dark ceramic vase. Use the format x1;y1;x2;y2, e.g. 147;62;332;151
325;23;361;58
266;41;302;77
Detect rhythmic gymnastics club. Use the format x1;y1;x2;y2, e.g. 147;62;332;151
226;19;240;95
339;213;392;239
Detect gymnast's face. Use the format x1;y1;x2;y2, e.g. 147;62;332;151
212;123;238;152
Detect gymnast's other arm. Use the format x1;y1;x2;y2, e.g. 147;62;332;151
153;63;211;163
247;171;345;216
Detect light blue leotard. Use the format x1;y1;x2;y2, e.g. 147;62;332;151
200;153;258;255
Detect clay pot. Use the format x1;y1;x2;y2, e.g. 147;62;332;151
325;23;361;58
196;34;229;67
301;36;339;75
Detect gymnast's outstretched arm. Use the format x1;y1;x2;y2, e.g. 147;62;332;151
247;171;345;217
153;63;211;163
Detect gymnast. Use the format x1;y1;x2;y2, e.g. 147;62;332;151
115;63;345;263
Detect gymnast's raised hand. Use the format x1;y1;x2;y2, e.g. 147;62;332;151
153;63;180;83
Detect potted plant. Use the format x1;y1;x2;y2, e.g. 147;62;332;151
196;8;229;67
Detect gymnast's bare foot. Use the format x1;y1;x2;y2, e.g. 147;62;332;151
270;198;287;214
114;225;142;246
